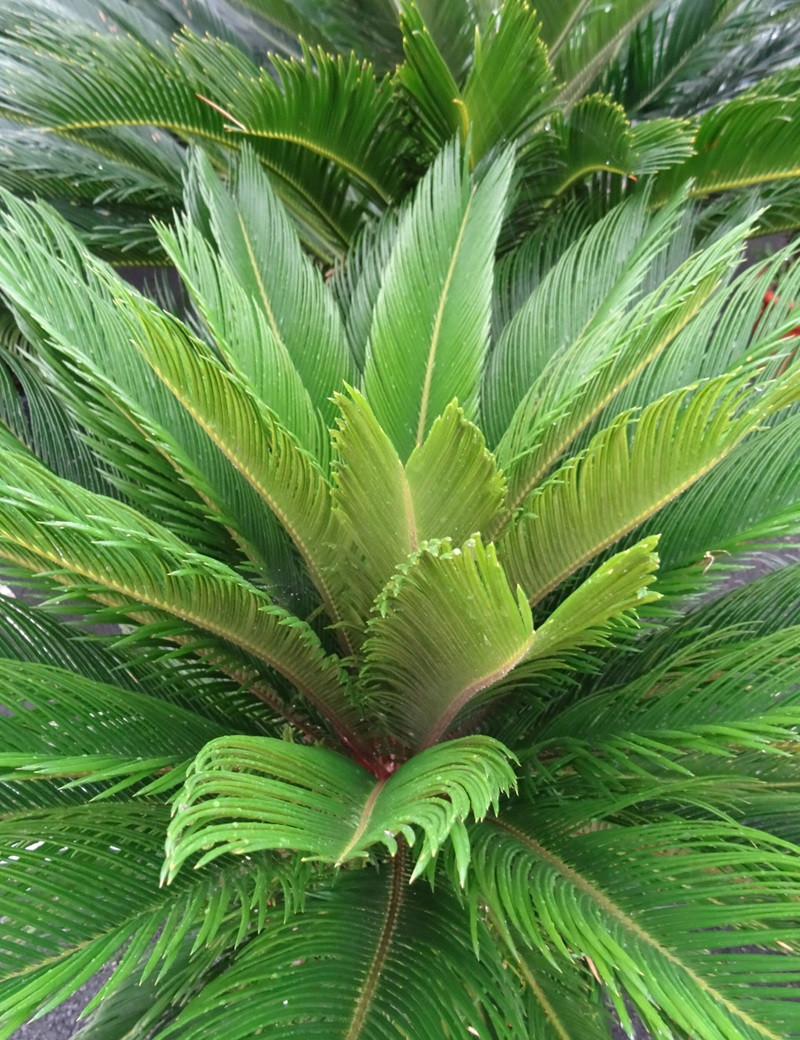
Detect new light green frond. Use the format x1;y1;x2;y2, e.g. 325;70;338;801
157;862;527;1040
364;142;514;459
164;734;516;884
330;388;416;631
361;536;534;749
0;450;356;737
500;369;795;606
405;400;507;544
472;812;800;1040
513;537;661;679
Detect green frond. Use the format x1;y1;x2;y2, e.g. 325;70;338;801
513;537;661;674
0;19;406;260
101;281;350;635
553;0;662;110
482;188;689;446
364;141;514;459
0;802;301;1038
164;734;516;885
646;411;800;582
658;85;800;201
405;400;507;544
159;147;353;462
157;862;527;1040
460;0;554;165
361;536;533;749
330;388;417;632
538;94;694;198
533;626;800;780
0;659;225;796
394;2;465;159
0;339;113;497
0;449;356;738
0;192;308;589
499;368;797;606
493;213;753;515
472;811;800;1040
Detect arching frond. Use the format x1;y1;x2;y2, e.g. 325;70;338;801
157;861;528;1040
164;734;516;884
160;147;353;461
0;450;356;738
361;537;534;749
471;811;800;1040
500;368;799;606
0;803;302;1039
493;212;751;515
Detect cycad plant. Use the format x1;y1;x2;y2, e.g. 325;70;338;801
0;0;799;263
2;142;800;1039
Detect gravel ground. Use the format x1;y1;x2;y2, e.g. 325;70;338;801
10;969;116;1040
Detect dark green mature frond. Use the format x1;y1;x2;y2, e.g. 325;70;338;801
472;810;800;1040
532;626;800;779
0;803;303;1039
157;861;528;1040
658;80;800;201
0;450;356;739
552;0;662;109
0;18;407;260
0;660;226;796
164;734;516;884
364;141;514;459
536;94;694;198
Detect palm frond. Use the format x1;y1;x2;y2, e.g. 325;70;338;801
0;660;225;796
0;449;356;739
553;0;662;110
471;810;800;1040
482;188;694;447
493;214;753;515
0;802;301;1039
361;536;534;749
159;147;352;462
164;734;516;884
657;77;800;201
364;141;514;459
156;862;528;1040
500;367;799;606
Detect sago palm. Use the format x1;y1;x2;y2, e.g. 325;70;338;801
1;143;800;1039
0;0;799;263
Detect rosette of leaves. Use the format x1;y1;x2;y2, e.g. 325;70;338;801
1;143;800;1039
0;0;799;262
